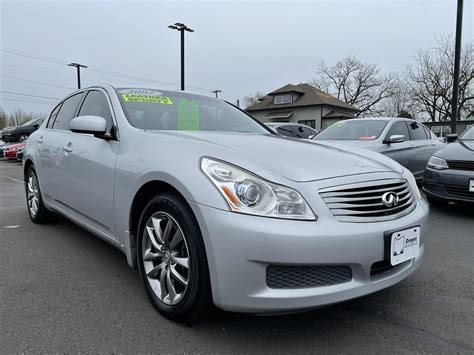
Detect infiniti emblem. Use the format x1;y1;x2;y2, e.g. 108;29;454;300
381;191;399;208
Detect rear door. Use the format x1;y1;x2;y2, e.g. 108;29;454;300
60;89;119;234
381;121;412;169
37;92;85;202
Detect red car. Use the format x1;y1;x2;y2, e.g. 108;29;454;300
3;142;25;160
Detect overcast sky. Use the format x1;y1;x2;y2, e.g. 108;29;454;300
1;0;473;116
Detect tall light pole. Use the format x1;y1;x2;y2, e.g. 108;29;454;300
450;0;464;134
212;90;222;98
168;22;194;91
68;62;87;89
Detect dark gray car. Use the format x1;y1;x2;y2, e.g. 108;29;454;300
423;126;474;205
313;117;446;180
266;122;319;139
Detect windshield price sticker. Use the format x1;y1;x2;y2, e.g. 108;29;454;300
121;94;173;105
178;99;200;131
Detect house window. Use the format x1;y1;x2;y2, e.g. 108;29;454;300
298;120;316;129
273;94;293;105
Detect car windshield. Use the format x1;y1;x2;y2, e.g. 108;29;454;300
117;88;269;134
21;118;41;126
314;120;388;140
459;126;474;140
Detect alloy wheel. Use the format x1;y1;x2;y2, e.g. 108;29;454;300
27;173;40;217
142;211;190;305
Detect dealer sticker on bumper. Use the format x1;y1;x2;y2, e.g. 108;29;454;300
390;227;420;266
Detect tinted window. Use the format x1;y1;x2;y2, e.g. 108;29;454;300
52;93;84;131
276;125;294;137
408;121;428;140
385;122;410;141
314;120;388;140
118;88;268;134
78;91;113;133
293;125;314;138
47;104;62;128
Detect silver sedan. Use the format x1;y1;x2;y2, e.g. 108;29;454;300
23;85;428;322
313;117;446;180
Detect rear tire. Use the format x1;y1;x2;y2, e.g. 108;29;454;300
137;192;212;323
17;133;29;142
25;166;57;224
426;195;449;207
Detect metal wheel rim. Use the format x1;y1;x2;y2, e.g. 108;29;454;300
19;135;28;142
27;173;40;217
142;211;190;305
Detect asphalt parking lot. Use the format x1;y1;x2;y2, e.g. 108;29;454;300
0;159;473;353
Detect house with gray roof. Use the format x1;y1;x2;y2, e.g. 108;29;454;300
246;83;359;129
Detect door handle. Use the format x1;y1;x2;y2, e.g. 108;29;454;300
62;144;73;153
37;136;43;143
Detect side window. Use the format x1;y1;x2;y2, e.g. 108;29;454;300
77;90;113;133
385;122;410;141
47;104;62;128
276;125;293;137
423;126;433;139
407;121;428;140
293;125;313;138
52;93;84;131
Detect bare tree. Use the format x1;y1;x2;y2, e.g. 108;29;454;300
406;36;474;121
311;56;396;116
243;91;267;109
0;108;7;129
8;108;32;126
379;76;415;117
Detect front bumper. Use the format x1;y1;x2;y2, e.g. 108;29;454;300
1;133;16;142
423;167;474;202
190;199;429;313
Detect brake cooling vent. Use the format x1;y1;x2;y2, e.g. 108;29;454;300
266;265;352;289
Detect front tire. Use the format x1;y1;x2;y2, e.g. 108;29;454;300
17;133;29;142
25;166;56;224
137;192;212;323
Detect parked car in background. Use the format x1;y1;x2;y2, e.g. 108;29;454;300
16;146;24;162
1;118;45;142
423;126;474;205
266;122;319;139
3;142;26;159
24;85;428;323
0;142;14;158
312;117;446;180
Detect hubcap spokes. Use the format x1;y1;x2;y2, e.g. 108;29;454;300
27;174;39;216
142;212;190;305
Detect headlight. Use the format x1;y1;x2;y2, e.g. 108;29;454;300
427;156;448;170
201;157;316;220
404;169;422;200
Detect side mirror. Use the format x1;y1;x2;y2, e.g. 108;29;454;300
384;134;405;144
70;115;107;136
446;134;458;143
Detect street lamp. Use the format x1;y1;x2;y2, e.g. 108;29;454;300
68;62;87;89
168;22;194;91
212;90;222;98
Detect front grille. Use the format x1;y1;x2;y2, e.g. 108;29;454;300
447;160;474;171
319;178;416;223
266;265;352;289
445;184;474;199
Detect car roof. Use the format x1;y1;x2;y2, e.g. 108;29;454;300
347;117;416;122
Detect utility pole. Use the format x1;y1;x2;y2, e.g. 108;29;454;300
450;0;464;134
68;63;87;89
212;90;222;98
168;22;194;91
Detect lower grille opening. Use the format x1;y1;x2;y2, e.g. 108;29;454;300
266;265;352;289
370;259;410;278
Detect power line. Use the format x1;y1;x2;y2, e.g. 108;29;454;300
2;63;98;83
0;46;215;92
0;90;59;100
0;73;74;90
0;96;55;105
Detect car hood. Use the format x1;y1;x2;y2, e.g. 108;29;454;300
153;131;403;182
435;140;474;161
